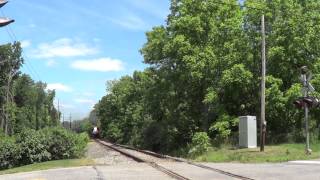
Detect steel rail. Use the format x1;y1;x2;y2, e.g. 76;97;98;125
100;139;254;180
95;139;190;180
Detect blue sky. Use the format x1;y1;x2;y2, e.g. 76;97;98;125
0;0;170;120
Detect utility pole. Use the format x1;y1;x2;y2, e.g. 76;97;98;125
260;13;266;152
62;113;65;128
57;99;60;125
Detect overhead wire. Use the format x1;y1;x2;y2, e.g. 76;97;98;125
0;9;42;82
1;9;64;122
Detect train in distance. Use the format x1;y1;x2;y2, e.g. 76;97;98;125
92;126;100;138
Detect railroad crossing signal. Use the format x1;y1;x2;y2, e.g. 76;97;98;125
0;18;14;27
0;0;8;8
0;1;14;27
294;96;320;109
293;66;316;154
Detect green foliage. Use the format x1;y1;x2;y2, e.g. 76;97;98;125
16;129;51;164
42;128;89;160
0;129;4;138
13;75;59;132
0;128;89;170
71;132;89;158
0;42;59;135
0;159;95;175
0;137;21;170
188;132;210;157
209;114;238;140
197;142;320;163
95;0;320;154
79;119;94;134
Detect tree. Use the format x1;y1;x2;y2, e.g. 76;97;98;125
0;42;23;135
13;74;58;133
95;0;320;153
0;42;59;135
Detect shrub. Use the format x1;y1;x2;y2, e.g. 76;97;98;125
0;129;5;138
79;119;93;134
16;129;51;165
41;127;89;159
188;132;210;157
0;127;89;170
71;132;89;157
0;137;21;170
41;127;74;159
209;114;238;140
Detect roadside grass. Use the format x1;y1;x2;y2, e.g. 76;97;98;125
196;142;320;163
0;158;95;175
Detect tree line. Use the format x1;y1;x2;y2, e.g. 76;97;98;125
0;42;59;136
94;0;320;153
0;42;90;170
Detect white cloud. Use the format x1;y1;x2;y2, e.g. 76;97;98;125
60;103;76;109
46;59;57;67
108;15;149;30
69;3;150;31
32;38;98;58
71;58;124;72
75;98;96;109
54;101;75;111
29;23;36;28
75;98;95;104
47;83;73;92
21;40;31;48
82;92;94;97
127;0;169;19
93;38;101;43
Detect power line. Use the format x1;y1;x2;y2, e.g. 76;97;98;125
0;9;64;128
0;9;42;81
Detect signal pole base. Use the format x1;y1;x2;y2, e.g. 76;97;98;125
305;148;312;155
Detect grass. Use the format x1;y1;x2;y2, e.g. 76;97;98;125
196;142;320;163
0;158;95;175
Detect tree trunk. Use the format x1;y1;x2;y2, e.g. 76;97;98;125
0;107;4;133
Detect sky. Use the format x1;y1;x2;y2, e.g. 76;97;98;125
0;0;170;120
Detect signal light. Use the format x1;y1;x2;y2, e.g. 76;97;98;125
0;18;14;27
293;96;320;109
303;96;319;108
293;97;305;109
0;0;8;8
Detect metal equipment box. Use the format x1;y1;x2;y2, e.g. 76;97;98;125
239;116;257;148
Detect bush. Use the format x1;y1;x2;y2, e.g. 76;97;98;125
0;129;5;138
41;127;89;160
188;132;210;157
16;129;51;165
0;127;89;170
42;128;75;159
71;132;89;157
209;114;238;140
0;137;21;170
79;119;93;134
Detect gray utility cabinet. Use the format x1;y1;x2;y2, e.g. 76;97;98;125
239;116;257;148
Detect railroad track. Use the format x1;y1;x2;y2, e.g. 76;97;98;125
95;139;254;180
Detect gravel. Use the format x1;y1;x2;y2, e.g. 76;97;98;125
98;141;174;163
86;142;138;165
